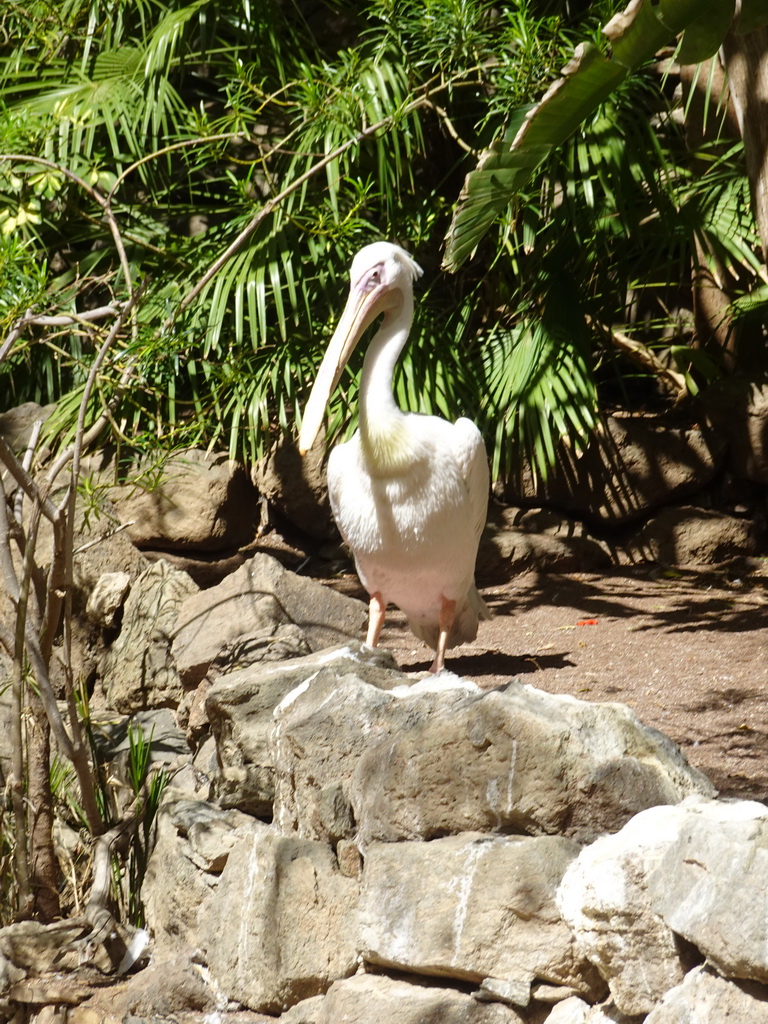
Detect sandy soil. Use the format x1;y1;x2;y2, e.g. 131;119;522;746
340;564;768;804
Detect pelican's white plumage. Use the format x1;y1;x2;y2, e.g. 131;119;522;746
299;241;489;672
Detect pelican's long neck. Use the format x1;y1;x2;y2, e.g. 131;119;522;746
358;294;414;473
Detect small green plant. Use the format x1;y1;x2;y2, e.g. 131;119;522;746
125;722;168;927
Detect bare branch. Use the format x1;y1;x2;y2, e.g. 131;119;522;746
13;419;43;525
0;316;28;365
609;327;688;397
170;94;434;323
45;281;148;489
18;306;123;328
0;435;59;524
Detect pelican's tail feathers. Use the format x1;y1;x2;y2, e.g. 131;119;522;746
408;585;490;652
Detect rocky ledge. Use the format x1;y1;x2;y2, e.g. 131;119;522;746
0;553;766;1024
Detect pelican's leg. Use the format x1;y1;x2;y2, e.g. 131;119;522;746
366;592;386;648
429;597;457;674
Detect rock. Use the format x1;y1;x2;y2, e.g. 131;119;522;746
90;708;189;803
142;792;262;955
178;622;311;750
282;973;527;1023
99;560;198;712
644;966;768;1023
542;997;590;1023
172;553;366;688
500;415;724;525
205;828;359;1014
542;999;638;1023
110;448;259;552
272;662;714;846
0;401;55;453
646;798;768;984
209;643;397;819
75;952;225;1021
556;802;692;1016
634;505;759;566
704;377;768;484
479;507;612;578
254;437;335;540
556;797;768;1016
32;485;148;596
359;832;604;1002
85;571;131;627
0;920;87;975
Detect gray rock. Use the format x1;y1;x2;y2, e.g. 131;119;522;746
556;802;691;1016
644;966;768;1023
557;797;768;1016
359;832;604;1002
100;560;198;712
110;448;258;552
0;920;87;974
646;798;768;984
205;828;359;1014
0;401;55;453
254;437;335;540
89;708;190;804
209;643;397;817
282;973;526;1023
542;1000;639;1023
142;792;263;955
635;505;759;566
172;553;366;688
85;571;131;627
479;507;612;577
273;661;714;847
76;952;225;1021
501;416;725;525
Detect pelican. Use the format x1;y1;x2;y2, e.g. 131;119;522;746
298;241;489;673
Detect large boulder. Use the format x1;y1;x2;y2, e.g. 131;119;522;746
645;798;768;985
205;827;359;1014
172;553;366;688
282;974;527;1024
500;415;725;525
556;797;768;1016
99;560;198;713
633;505;760;566
142;793;260;956
479;507;613;579
207;642;397;816
644;967;768;1024
110;448;259;552
359;832;604;1005
254;436;335;540
271;654;715;846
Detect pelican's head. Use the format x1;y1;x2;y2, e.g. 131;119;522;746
298;242;423;455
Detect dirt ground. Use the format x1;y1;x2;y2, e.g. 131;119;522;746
333;564;768;805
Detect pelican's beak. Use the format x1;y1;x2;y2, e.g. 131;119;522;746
298;280;389;455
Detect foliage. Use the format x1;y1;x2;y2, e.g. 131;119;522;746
0;0;766;483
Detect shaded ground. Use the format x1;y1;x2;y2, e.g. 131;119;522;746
327;563;768;804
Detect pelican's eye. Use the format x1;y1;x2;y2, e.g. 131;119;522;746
358;264;385;294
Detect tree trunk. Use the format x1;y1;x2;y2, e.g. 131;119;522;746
722;26;768;260
27;691;60;922
679;58;740;362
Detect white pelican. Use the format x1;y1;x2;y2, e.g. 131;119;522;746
298;241;489;673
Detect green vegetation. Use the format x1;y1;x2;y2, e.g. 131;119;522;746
1;0;764;481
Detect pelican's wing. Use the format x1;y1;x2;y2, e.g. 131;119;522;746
451;417;489;543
